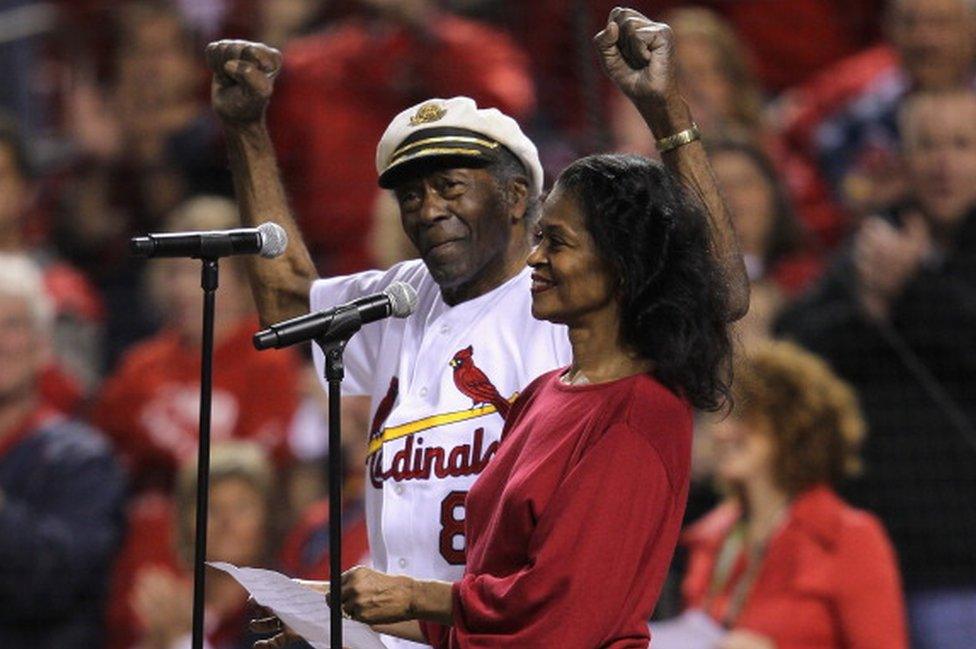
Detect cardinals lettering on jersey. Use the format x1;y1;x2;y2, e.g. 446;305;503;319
366;346;517;488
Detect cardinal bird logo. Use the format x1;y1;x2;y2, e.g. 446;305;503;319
450;345;510;419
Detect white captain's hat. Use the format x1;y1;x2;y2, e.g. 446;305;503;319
376;96;543;195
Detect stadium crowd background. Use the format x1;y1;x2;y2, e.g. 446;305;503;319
0;0;973;647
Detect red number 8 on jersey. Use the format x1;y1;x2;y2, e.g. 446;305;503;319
439;490;467;565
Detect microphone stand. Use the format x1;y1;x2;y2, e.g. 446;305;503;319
314;306;364;649
191;258;219;649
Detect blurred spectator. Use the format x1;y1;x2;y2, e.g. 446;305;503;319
707;139;823;351
64;1;226;206
710;139;823;297
280;368;372;579
709;0;885;93
0;114;105;411
57;1;231;367
676;341;908;649
776;0;976;244
667;7;764;138
105;442;285;649
92;197;300;493
0;253;126;648
504;0;632;162
512;0;882;167
777;90;976;649
267;0;536;275
0;1;60;155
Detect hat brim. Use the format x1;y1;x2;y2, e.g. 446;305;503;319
377;129;503;189
378;150;495;189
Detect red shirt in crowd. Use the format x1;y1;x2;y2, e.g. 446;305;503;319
422;369;693;648
279;497;370;580
92;319;299;491
682;486;909;649
268;12;536;275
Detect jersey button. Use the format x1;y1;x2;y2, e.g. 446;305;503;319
439;323;451;334
419;387;428;398
394;484;404;495
398;557;408;568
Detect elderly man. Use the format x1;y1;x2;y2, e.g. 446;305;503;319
0;253;126;648
778;89;976;649
207;6;747;647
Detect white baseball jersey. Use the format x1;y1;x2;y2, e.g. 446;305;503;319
310;259;571;647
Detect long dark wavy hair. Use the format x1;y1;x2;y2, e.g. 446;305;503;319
557;153;733;411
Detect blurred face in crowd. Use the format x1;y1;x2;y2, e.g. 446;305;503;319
394;166;517;304
712;150;776;258
901;92;976;233
675;34;735;128
527;184;617;327
711;413;777;487
0;142;28;232
887;0;976;89
204;476;269;566
152;258;253;347
116;10;199;108
0;293;45;405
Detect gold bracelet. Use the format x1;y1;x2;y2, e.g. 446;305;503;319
655;123;701;153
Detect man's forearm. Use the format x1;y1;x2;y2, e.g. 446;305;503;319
225;123;318;325
371;621;427;642
638;96;750;321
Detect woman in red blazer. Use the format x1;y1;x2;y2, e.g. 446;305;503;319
682;341;909;649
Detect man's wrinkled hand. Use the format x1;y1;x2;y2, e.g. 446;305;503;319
337;566;416;625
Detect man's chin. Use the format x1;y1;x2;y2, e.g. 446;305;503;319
423;257;469;288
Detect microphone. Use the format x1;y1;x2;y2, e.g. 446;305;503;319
254;282;418;350
130;222;288;259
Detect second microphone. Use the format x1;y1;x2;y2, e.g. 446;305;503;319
254;282;418;350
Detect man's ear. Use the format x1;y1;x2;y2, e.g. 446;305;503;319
506;177;530;224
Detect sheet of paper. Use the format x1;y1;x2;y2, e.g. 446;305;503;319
208;561;386;649
648;609;727;648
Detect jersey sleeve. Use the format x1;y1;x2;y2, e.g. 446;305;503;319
309;263;418;397
451;423;680;648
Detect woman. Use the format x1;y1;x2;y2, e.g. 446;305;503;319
680;341;908;649
252;150;734;648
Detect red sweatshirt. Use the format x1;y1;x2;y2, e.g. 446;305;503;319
422;369;692;648
93;319;299;491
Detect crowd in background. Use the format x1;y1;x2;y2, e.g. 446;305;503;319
0;0;974;648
